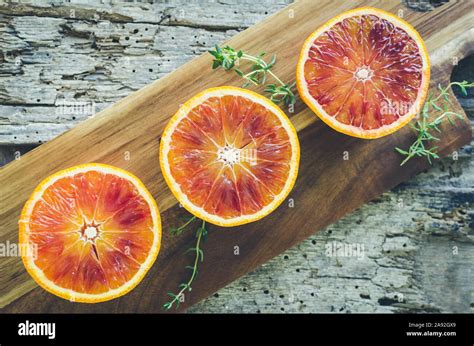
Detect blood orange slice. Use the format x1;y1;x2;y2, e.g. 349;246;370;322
160;87;300;227
19;164;161;303
296;7;430;139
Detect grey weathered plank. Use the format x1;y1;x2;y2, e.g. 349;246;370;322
0;0;473;313
0;0;290;144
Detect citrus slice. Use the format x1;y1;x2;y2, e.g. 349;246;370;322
160;86;300;227
19;163;161;303
296;6;430;139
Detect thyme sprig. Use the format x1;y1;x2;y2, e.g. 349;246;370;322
395;81;473;166
163;218;207;310
209;45;296;106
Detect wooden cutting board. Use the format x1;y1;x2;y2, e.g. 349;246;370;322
0;0;472;312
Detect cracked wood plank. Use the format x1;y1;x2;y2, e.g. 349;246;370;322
0;0;473;313
0;0;291;143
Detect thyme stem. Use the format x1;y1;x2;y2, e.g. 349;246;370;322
170;216;196;236
163;219;207;310
241;54;286;86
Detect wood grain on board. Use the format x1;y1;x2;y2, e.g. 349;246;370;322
0;0;472;312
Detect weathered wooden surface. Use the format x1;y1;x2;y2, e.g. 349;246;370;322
0;0;473;313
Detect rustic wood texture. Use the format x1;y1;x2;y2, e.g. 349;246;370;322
0;0;473;313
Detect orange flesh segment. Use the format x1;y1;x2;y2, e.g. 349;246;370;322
27;171;154;295
168;95;292;219
303;14;423;130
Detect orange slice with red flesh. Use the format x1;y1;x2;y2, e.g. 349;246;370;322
19;164;161;303
159;87;300;227
297;7;430;139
